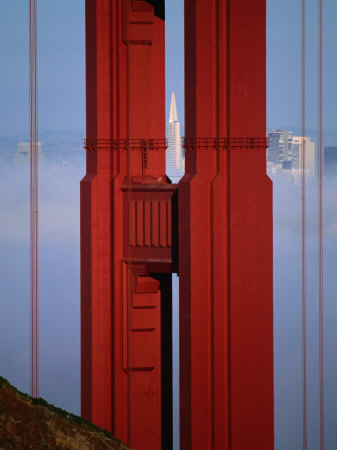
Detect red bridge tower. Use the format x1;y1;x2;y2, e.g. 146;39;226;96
81;1;273;449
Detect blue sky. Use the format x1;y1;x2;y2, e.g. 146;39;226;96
0;0;184;137
1;0;337;136
0;1;85;136
267;0;337;135
1;1;337;449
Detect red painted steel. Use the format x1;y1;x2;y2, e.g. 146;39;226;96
81;1;170;449
81;1;273;449
301;1;307;448
179;1;273;449
318;1;324;447
29;0;39;399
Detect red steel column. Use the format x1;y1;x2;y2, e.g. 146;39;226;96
81;0;114;431
179;1;273;449
81;1;166;448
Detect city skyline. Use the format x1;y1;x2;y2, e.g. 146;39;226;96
14;142;44;166
267;129;316;183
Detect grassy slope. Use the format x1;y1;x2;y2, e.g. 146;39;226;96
0;376;130;449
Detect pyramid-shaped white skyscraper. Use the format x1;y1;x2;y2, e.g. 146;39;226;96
166;92;184;178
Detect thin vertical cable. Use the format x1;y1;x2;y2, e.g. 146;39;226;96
301;0;307;449
29;0;39;398
318;0;324;448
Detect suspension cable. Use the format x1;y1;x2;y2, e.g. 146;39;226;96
29;0;39;398
301;0;307;448
318;0;324;447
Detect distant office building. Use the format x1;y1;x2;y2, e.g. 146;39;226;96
291;136;315;173
324;146;337;176
267;130;293;167
166;92;184;178
267;130;315;180
14;142;44;166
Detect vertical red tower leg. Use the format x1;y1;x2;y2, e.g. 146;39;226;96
179;1;273;448
81;2;169;449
